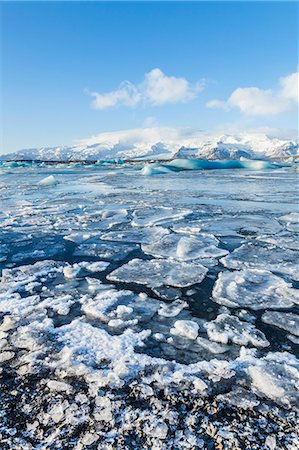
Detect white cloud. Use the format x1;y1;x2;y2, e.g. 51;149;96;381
207;71;299;116
89;68;204;109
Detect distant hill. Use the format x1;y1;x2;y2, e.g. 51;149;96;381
1;127;298;161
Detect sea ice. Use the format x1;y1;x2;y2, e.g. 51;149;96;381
212;268;298;310
63;261;109;279
107;258;208;288
142;234;228;262
132;207;192;227
220;243;299;281
206;314;270;348
101;226;170;244
199;215;282;237
170;320;199;340
158;300;188;317
247;352;299;408
73;242;138;261
82;288;159;325
262;311;299;336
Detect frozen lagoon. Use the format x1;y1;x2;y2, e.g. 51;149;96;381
0;161;298;449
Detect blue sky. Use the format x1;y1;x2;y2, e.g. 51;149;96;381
1;1;298;153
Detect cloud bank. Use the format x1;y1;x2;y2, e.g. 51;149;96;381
207;71;299;116
89;68;204;109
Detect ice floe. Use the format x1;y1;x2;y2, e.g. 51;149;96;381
220;242;299;281
212;268;299;310
142;233;228;262
205;314;270;348
262;311;299;337
107;258;208;288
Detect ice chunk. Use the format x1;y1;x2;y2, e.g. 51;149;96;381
82;288;159;325
220;243;299;281
216;387;260;409
206;314;269;348
38;175;58;186
170;320;199;340
196;336;230;354
56;319;151;387
132;207;191;227
142;234;228;262
107;258;208;288
73;242;138;261
200;215;282;237
262;311;299;336
212;269;298;310
247;352;299;408
158;299;188;317
257;233;299;251
101;226;170;244
63;261;109;279
278;212;299;232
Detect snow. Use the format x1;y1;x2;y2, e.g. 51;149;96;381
3;127;298;161
212;268;298;310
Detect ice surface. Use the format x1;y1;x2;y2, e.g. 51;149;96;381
212;268;298;310
206;314;270;348
63;261;109;279
247;352;299;408
220;243;299;281
101;226;170;244
158;299;188;317
132;207;192;227
73;241;138;261
107;258;208;288
199;215;282;237
142;233;228;262
170;320;199;340
262;311;299;337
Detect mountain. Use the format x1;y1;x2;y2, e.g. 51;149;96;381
1;127;298;161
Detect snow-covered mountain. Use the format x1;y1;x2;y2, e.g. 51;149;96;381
1;127;298;161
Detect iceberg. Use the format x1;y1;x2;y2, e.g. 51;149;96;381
38;175;59;186
141;158;284;175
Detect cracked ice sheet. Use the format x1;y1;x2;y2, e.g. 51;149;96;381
141;233;228;263
107;258;208;288
212;268;299;310
220;242;299;281
262;311;299;337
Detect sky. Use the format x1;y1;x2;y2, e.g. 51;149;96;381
1;1;298;153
